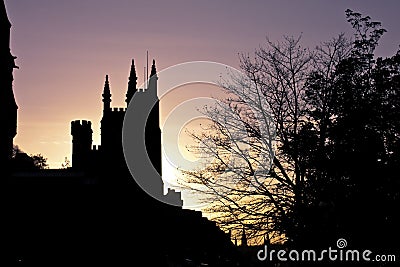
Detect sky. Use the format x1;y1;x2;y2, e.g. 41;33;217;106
5;1;400;178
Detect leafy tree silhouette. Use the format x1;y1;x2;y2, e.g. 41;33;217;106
12;145;49;170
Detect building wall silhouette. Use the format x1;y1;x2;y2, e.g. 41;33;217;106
0;0;18;166
1;2;241;265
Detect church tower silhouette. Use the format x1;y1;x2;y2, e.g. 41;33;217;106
0;0;18;166
71;57;165;189
1;3;239;265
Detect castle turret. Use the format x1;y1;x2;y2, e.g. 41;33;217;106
125;59;137;107
0;0;18;165
71;120;93;170
102;75;111;113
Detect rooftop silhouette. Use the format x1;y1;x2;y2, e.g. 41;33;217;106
1;1;241;265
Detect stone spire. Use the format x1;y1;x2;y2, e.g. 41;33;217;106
125;59;137;107
102;75;111;113
150;59;157;77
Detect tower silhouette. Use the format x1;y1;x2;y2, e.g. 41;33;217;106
71;58;164;186
71;120;93;171
0;0;18;165
2;3;238;265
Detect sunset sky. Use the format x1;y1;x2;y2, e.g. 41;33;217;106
5;0;400;176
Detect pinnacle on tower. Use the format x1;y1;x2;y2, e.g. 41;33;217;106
150;59;157;77
102;74;111;112
147;58;158;97
241;227;247;247
126;59;137;106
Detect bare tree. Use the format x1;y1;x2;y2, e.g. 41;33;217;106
182;35;352;245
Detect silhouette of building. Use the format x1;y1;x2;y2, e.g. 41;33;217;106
71;59;161;175
0;0;18;166
1;1;244;266
69;58;183;205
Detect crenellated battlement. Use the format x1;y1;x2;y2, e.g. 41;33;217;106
71;119;92;126
112;107;126;112
71;120;93;136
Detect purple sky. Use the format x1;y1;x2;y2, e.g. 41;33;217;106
5;0;400;168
